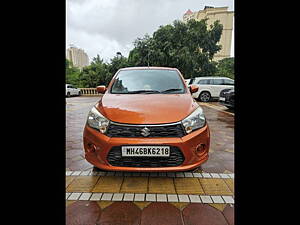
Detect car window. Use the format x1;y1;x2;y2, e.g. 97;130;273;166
111;69;186;94
224;79;234;85
69;85;73;88
212;79;224;85
198;79;211;85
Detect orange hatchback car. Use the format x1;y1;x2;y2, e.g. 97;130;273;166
83;67;210;172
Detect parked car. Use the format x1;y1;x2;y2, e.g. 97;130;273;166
83;67;210;172
219;88;234;109
190;77;234;102
66;84;81;97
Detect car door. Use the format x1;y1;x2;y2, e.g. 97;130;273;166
193;79;212;98
223;78;234;90
66;85;71;95
72;86;78;95
69;85;76;95
73;87;79;95
211;79;226;97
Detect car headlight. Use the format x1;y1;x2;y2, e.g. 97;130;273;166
182;107;206;134
87;106;110;133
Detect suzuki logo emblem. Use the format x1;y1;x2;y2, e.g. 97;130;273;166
141;127;150;137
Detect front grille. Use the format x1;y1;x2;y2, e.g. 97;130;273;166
223;92;234;104
106;123;185;138
227;96;234;104
107;146;185;167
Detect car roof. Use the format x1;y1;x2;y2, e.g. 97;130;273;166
194;76;232;79
118;66;178;71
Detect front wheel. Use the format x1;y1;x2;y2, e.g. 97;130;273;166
198;92;211;102
67;92;70;98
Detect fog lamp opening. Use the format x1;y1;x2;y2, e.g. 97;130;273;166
196;144;206;154
87;143;96;153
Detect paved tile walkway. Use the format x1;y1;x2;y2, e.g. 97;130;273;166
66;201;234;225
66;172;234;203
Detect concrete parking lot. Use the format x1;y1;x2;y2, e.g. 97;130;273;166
66;96;234;225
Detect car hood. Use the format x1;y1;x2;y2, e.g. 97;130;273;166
96;93;199;124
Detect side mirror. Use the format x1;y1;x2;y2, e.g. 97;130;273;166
96;85;107;94
189;85;199;93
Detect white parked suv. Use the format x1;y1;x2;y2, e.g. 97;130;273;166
66;84;81;97
190;77;234;102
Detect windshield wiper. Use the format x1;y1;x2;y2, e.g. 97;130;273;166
160;88;183;93
126;90;161;94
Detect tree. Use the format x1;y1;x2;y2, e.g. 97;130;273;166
78;55;110;87
215;57;234;79
106;54;130;84
65;59;81;87
128;34;153;66
128;19;223;78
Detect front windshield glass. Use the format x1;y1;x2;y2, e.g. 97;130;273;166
110;69;186;94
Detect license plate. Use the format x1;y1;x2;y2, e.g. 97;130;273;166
219;97;225;101
121;146;170;157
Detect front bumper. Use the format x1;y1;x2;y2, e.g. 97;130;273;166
83;124;210;172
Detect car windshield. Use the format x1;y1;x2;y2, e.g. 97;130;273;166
110;69;186;94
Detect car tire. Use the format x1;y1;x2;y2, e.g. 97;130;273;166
78;91;81;96
67;92;70;98
198;91;211;102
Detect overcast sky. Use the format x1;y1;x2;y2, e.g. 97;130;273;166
66;0;234;63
